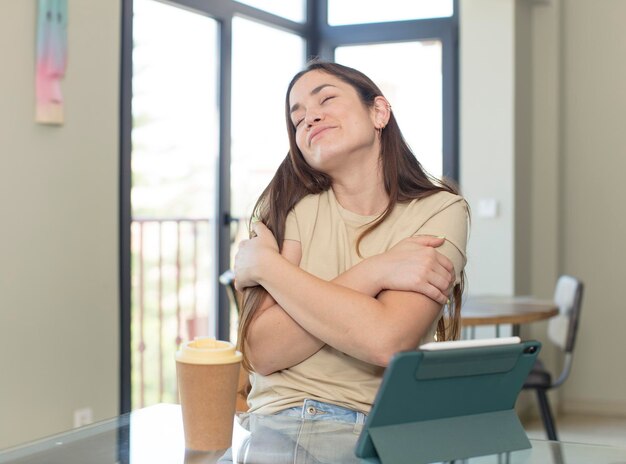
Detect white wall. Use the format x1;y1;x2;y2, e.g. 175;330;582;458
460;0;516;296
558;0;626;414
0;1;121;448
462;0;626;416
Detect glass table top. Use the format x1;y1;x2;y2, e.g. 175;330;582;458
1;404;625;464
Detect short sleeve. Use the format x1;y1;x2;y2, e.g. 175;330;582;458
283;209;301;242
414;199;469;284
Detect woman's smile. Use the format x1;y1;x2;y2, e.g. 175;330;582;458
308;125;335;146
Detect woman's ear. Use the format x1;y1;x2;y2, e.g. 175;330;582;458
372;96;391;129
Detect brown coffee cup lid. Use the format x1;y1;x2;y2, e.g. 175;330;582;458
176;337;242;365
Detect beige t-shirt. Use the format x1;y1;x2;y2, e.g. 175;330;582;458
247;188;469;415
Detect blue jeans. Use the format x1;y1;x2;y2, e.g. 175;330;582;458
219;400;366;463
275;399;367;428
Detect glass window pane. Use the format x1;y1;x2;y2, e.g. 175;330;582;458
231;17;304;339
231;17;305;223
132;0;219;408
335;42;443;178
328;0;452;25
234;0;305;23
133;1;219;218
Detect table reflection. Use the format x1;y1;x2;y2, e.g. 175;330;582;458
2;404;626;464
224;413;362;464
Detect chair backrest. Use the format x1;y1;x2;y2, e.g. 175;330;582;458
547;275;584;353
219;269;241;315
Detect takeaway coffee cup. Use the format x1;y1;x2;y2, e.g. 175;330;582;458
176;337;242;451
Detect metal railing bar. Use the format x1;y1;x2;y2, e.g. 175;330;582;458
176;221;182;347
131;218;215;409
193;221;198;324
138;222;145;409
132;217;216;223
158;222;164;403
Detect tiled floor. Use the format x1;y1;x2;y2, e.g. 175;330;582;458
523;414;626;447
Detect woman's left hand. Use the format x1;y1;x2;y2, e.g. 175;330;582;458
233;222;280;291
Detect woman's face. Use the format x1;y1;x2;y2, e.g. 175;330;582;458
288;70;380;175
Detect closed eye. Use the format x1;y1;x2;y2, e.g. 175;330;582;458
292;95;335;127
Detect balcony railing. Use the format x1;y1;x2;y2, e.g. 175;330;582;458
131;218;215;409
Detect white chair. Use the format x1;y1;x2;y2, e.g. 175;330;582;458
523;275;584;441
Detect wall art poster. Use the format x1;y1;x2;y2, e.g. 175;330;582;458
36;0;67;125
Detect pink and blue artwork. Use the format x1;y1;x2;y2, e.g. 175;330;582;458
36;0;67;125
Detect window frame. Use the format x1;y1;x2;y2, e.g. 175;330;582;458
120;0;458;413
315;1;459;180
120;0;308;413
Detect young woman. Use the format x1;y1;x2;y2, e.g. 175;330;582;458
233;61;469;423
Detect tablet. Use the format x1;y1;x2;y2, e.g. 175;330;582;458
355;338;540;464
419;336;521;351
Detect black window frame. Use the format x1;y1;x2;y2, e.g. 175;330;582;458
120;0;458;413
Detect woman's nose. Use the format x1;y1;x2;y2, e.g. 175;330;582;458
304;110;323;127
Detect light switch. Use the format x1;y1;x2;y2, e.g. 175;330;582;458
477;198;499;218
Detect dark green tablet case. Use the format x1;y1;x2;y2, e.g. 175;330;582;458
355;340;541;464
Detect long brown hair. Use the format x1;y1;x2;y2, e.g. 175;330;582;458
237;60;465;371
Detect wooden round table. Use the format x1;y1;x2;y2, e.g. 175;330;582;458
461;295;559;337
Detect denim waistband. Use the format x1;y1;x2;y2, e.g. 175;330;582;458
275;399;367;425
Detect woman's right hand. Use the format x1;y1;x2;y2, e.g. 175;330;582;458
233;222;280;292
375;236;455;305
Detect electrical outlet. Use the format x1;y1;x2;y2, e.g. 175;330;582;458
73;407;93;428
